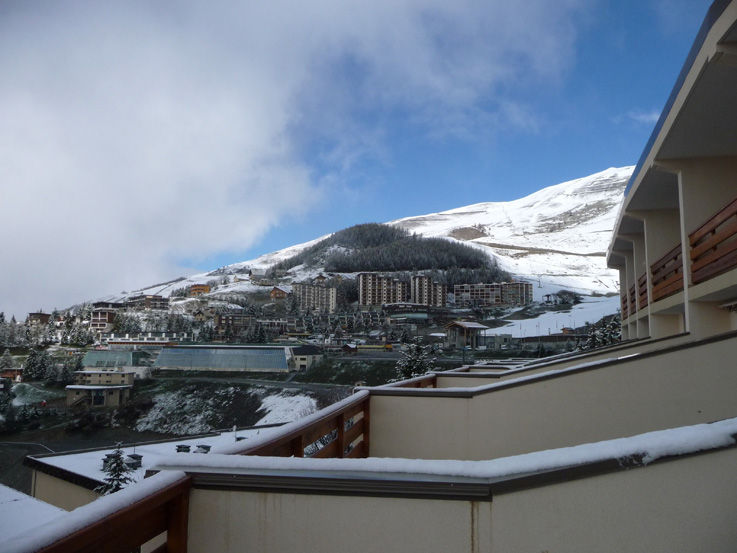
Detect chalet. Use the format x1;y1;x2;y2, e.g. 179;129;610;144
89;302;123;333
188;284;211;297
12;3;737;552
269;286;289;300
26;312;50;326
125;294;169;311
445;320;489;349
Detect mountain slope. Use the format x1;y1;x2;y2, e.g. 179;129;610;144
106;166;632;301
389;166;633;294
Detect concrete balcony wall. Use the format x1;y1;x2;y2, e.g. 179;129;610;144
187;489;490;553
182;445;737;553
492;446;737;553
370;334;737;461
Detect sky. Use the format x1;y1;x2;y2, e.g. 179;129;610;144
0;0;712;319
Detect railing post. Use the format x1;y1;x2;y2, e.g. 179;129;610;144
362;399;370;457
166;485;190;553
292;435;304;457
337;413;345;458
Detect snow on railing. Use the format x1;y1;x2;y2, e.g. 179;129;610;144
5;471;190;553
215;390;371;459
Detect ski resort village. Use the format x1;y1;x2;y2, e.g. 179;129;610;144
2;0;737;552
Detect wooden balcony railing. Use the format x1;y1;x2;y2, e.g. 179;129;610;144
629;284;637;314
28;474;191;553
621;293;629;319
650;243;684;302
237;392;370;459
689;196;737;284
637;273;648;310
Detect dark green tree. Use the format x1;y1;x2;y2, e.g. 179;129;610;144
96;443;133;495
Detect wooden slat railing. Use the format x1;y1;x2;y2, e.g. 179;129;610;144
621;293;629;319
689;196;737;284
637;273;648;310
35;475;190;553
650;243;683;302
238;393;370;459
629;284;637;314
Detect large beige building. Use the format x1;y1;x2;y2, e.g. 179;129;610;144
357;272;409;306
454;281;533;307
292;281;337;313
410;275;446;307
12;3;737;552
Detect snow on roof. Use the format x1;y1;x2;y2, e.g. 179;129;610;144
0;484;65;540
448;321;489;329
32;392;318;484
152;417;737;481
66;385;133;390
32;427;285;485
4;471;187;553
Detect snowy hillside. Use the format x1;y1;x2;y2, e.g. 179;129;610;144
391;166;632;294
101;167;631;305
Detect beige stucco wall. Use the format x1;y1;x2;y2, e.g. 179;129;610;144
492;447;737;553
434;332;691;389
187;489;492;553
185;448;737;553
32;470;99;510
371;334;737;460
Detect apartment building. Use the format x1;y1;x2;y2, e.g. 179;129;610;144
89;302;124;333
410;275;447;307
292;281;337;313
14;3;737;552
214;309;255;337
453;281;533;307
125;294;169;311
358;272;408;307
65;368;134;408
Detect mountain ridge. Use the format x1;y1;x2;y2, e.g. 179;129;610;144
101;166;633;302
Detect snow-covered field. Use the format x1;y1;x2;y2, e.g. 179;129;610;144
489;295;620;337
256;393;316;424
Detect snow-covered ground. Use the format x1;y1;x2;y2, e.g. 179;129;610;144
256;393;316;424
487;295;619;337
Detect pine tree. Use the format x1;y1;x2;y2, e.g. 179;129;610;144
96;443;133;495
0;348;13;370
395;339;435;380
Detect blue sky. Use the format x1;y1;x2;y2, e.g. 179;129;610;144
211;0;710;266
0;0;713;317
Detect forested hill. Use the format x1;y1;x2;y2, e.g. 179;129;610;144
268;223;506;277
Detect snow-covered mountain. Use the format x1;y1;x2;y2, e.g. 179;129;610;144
391;166;633;294
106;166;632;302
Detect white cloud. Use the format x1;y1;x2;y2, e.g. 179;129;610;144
0;0;586;317
627;110;661;125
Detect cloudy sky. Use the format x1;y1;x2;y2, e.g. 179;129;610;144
0;0;710;318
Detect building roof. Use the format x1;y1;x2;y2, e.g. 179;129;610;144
154;346;288;371
66;385;133;390
291;344;322;356
82;350;149;368
0;484;65;541
446;321;489;330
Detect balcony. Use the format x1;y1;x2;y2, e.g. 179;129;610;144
650;243;684;302
689;196;737;285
